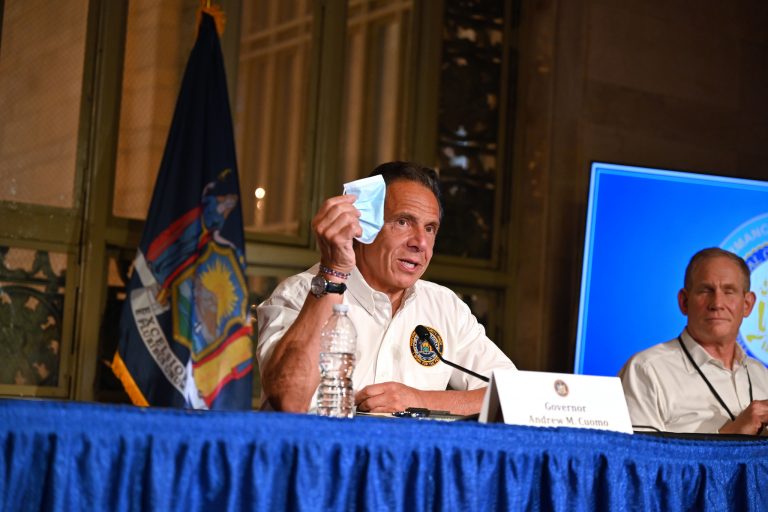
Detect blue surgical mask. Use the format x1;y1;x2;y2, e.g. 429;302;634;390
343;175;385;244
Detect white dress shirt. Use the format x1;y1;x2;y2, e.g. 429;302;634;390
256;264;516;408
620;329;768;433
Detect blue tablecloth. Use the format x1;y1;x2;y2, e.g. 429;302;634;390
1;399;767;511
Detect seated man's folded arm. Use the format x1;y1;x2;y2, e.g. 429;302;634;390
257;281;343;412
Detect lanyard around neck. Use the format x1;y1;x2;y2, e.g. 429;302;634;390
677;336;753;421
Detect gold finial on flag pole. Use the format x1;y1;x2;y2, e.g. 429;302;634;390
197;0;226;36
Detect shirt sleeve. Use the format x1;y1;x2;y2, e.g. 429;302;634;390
255;274;310;371
445;292;516;391
619;357;665;433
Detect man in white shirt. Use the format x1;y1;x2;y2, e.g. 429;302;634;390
257;162;515;414
620;248;768;434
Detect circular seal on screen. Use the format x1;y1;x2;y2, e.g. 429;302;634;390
554;379;569;397
410;326;443;367
720;213;768;366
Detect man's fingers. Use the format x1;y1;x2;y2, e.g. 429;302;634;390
355;383;388;404
316;212;360;242
314;202;361;243
754;401;768;424
313;195;358;225
316;194;357;213
357;394;402;413
355;382;420;413
356;383;394;412
313;201;359;234
311;195;363;271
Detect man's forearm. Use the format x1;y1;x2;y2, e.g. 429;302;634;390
419;388;487;416
261;342;317;412
260;293;342;412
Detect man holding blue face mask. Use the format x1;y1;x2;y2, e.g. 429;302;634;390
256;161;515;414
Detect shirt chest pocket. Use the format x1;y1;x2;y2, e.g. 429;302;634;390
400;349;453;390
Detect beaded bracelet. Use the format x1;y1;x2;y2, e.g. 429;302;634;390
319;264;351;280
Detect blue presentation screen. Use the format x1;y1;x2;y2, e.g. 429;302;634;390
574;162;768;376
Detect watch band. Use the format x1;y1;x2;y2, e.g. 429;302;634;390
311;273;347;298
324;280;346;294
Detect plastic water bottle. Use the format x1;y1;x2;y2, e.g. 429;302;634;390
317;304;357;417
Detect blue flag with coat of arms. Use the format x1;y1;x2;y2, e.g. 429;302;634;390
112;9;253;409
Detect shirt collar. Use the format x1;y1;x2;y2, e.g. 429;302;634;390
344;268;418;316
680;328;748;370
734;342;748;369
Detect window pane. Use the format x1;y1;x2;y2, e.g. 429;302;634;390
94;248;133;403
452;284;503;347
0;246;67;387
0;0;88;207
112;0;197;219
435;0;505;259
235;0;313;235
340;0;413;182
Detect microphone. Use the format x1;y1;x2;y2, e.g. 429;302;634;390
415;325;489;383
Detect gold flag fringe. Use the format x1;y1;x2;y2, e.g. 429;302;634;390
111;352;150;407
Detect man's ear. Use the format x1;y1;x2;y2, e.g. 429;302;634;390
678;289;689;315
743;290;757;318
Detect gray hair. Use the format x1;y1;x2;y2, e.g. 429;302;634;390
369;161;443;219
683;247;751;291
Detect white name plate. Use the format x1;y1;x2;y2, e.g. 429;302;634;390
479;369;633;434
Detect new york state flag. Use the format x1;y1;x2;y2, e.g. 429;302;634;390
112;10;252;409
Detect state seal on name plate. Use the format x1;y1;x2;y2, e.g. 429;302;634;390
554;379;569;397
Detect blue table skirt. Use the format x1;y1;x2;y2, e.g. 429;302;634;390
1;399;766;511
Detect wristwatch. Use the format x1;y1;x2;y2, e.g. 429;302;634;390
310;273;347;298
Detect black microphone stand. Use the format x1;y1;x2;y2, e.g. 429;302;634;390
415;326;489;383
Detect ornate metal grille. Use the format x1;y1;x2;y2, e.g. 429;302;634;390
0;247;66;387
436;0;506;259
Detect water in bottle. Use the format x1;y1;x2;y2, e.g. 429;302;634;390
317;303;357;417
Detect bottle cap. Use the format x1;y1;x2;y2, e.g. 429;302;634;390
332;304;349;313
